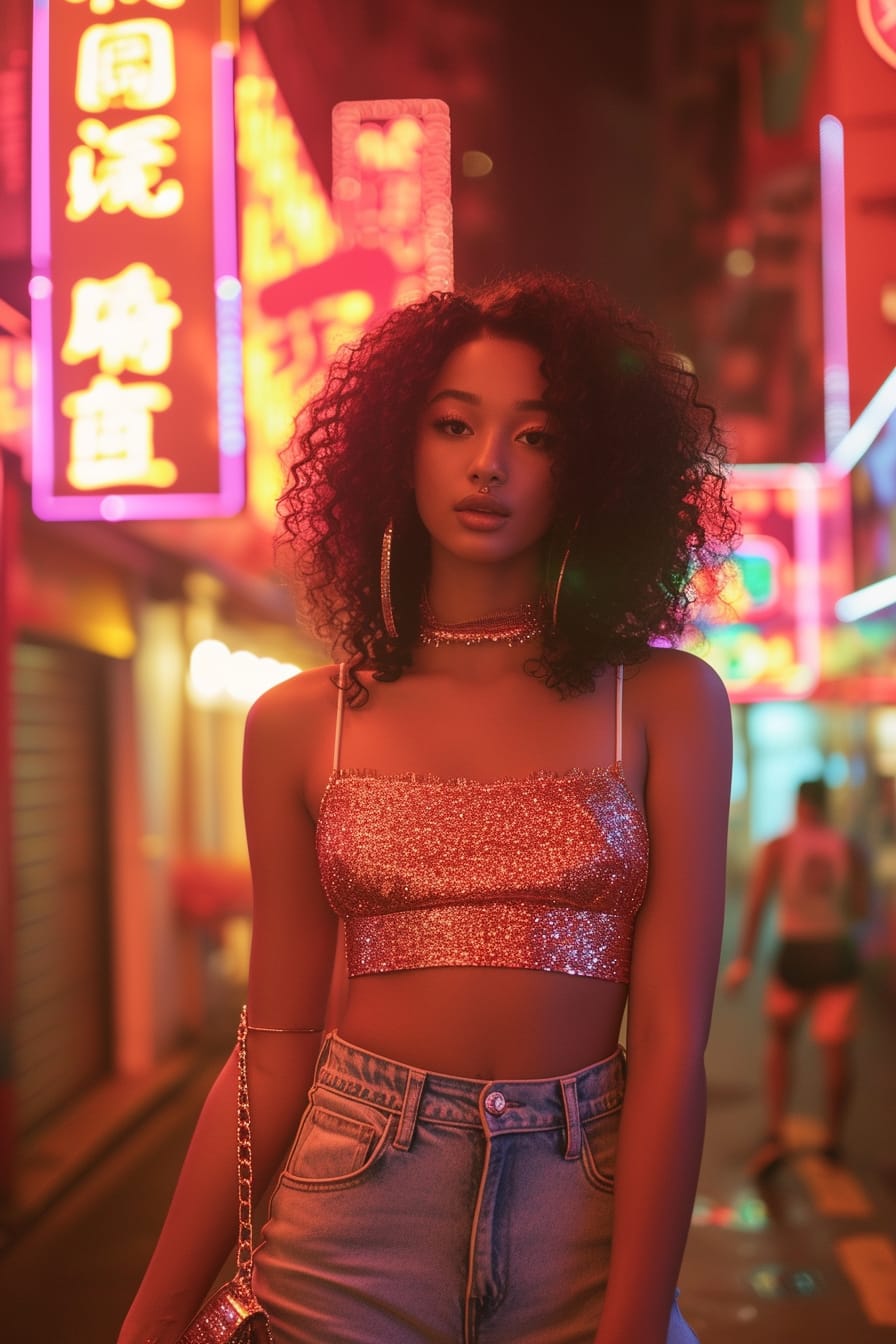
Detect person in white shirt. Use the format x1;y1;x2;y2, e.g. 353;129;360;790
724;778;870;1176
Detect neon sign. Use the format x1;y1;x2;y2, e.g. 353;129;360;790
331;98;453;305
0;336;32;453
857;0;896;69
820;115;850;454
31;0;244;521
236;32;453;523
696;465;851;701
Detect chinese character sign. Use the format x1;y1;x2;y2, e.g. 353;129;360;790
31;0;244;521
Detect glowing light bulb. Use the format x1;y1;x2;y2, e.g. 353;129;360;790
189;638;230;700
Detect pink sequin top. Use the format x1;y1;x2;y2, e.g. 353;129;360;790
316;765;649;982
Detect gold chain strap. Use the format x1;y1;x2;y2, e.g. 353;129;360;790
235;1005;254;1287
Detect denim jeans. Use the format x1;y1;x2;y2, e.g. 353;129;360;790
253;1032;699;1343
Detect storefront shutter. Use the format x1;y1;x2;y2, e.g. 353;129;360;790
11;639;110;1135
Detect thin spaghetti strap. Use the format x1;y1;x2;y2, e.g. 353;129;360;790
332;663;348;773
614;664;624;769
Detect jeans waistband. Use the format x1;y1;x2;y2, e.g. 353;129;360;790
313;1032;626;1158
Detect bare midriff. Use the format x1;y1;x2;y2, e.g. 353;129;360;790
338;966;628;1078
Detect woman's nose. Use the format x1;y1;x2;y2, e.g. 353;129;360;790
468;433;507;486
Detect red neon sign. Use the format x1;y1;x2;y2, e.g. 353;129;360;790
31;0;244;521
857;0;896;69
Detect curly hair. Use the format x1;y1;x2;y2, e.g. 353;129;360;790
276;272;738;703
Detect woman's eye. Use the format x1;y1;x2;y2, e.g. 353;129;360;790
433;416;471;437
518;427;553;449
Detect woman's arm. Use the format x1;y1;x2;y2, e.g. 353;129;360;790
596;650;732;1344
118;675;338;1344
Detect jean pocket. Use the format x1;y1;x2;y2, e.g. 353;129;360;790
282;1092;393;1189
579;1104;621;1192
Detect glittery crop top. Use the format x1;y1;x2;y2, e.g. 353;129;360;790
316;667;650;982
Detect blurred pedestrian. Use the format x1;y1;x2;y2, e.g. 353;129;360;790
724;778;870;1176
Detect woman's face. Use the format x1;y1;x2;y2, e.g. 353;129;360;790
413;335;557;566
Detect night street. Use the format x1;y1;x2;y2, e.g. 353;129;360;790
3;2;896;1341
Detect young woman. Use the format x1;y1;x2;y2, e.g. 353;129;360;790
120;274;736;1344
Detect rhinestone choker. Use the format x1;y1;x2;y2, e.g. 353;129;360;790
418;592;544;647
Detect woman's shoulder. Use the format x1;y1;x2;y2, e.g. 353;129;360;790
627;646;730;723
245;662;342;742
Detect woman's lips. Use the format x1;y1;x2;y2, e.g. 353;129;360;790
455;508;509;531
452;494;511;532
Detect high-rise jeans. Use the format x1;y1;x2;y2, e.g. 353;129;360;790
253;1032;699;1343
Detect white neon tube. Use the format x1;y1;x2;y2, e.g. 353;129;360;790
835;574;896;622
827;366;896;477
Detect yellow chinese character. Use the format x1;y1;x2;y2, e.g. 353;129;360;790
66;115;183;221
66;0;184;16
62;263;182;376
61;374;177;490
76;21;175;113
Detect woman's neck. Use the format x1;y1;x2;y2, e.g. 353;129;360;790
425;555;543;625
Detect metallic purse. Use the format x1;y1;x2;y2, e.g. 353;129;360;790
176;1007;274;1344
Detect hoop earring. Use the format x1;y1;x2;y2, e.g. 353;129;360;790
551;518;580;632
380;519;398;638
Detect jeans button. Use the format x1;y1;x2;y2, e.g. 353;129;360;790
484;1090;507;1115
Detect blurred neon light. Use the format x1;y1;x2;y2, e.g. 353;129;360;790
835;574;896;621
212;44;238;280
0;337;34;452
791;464;822;691
701;465;824;699
827;366;896;475
31;2;51;269
820;115;850;453
721;534;788;618
61;374;176;488
332;98;454;302
66;113;184;221
189;637;300;705
75;19;176;112
857;0;896;69
65;0;186;13
30;0;54;491
211;40;246;486
62;263;182;373
734;464;822;696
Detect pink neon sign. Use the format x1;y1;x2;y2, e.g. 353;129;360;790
30;0;244;522
696;465;834;701
819;115;850;454
331;98;454;303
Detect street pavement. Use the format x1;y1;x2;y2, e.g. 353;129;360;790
3;896;895;1343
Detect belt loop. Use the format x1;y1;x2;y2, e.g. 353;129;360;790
560;1076;582;1160
393;1067;426;1151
